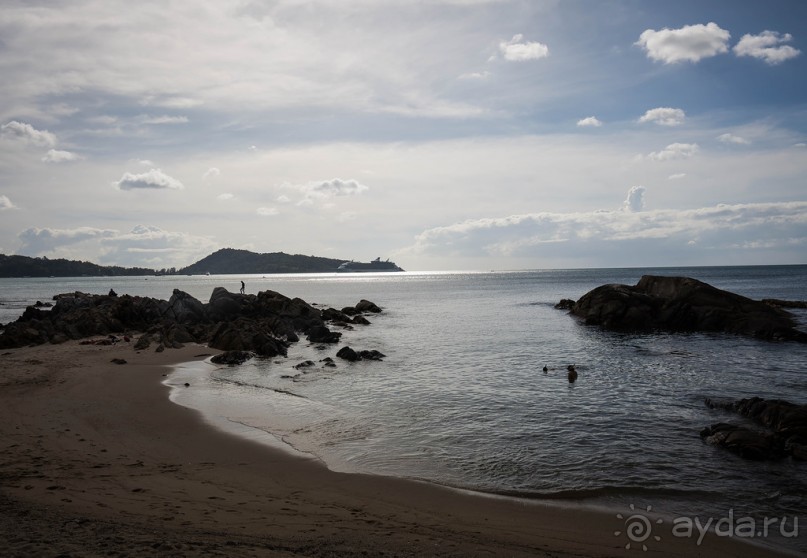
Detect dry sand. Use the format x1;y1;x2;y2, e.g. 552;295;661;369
0;339;793;557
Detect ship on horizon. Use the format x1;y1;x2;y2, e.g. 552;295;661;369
336;257;404;273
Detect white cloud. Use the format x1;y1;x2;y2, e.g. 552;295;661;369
733;31;801;65
668;173;687;180
18;226;117;255
257;206;279;216
577;116;602;128
459;70;490;80
717;133;750;145
636;22;730;64
296;178;369;200
42;149;81;163
1;121;57;147
276;194;291;203
498;34;549;61
138;114;190;125
0;195;17;210
113;168;184;191
623;185;645;212
203;167;221;180
638;107;686;126
97;224;218;268
405;201;807;262
648;142;699;161
216;193;234;201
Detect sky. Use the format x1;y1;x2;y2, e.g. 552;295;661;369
1;0;806;271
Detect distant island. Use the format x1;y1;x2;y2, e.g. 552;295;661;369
0;249;401;278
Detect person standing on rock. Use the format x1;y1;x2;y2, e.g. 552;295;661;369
240;280;245;294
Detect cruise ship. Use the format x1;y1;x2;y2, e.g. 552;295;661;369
336;257;404;273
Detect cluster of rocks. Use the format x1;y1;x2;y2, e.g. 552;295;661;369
0;288;386;365
701;397;807;461
558;275;807;343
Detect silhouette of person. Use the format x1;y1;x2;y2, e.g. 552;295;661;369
240;280;245;294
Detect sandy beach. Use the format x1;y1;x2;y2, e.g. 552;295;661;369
0;339;793;557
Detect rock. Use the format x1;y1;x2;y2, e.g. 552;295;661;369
322;308;352;323
702;397;807;460
555;299;575;310
340;306;359;316
358;349;385;361
209;319;289;357
211;350;255;366
355;299;382;313
307;325;342;344
570;275;807;342
762;298;807;309
165;289;208;324
134;334;152;350
111;358;127;365
700;423;783;460
352;315;371;325
336;346;360;362
155;343;165;353
294;360;316;370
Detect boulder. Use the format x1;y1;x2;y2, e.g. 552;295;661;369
355;299;382;313
307;325;342;344
336;346;360;362
211;350;255;366
569;275;807;342
700;423;783;461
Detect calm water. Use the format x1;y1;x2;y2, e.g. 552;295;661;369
2;266;806;552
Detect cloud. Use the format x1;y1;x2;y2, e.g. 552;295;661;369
42;149;81;163
638;107;685;126
138;114;190;125
405;201;807;262
0;195;16;210
295;178;369;201
733;31;801;65
648;142;699;161
257;206;279;216
577;116;602;128
498;34;549;61
717;133;750;145
623;186;645;212
459;70;490;80
97;224;219;267
203;167;221;180
18;226;117;255
636;22;730;63
668;173;687;180
1;121;57;147
113;168;184;191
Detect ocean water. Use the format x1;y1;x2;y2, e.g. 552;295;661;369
2;266;806;552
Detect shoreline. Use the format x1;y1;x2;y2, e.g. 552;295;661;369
0;340;795;557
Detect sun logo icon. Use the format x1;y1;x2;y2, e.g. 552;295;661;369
614;504;663;551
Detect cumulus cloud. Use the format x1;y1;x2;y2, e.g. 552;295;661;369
623;186;646;212
98;224;219;267
138;114;190;125
498;34;549;61
113;168;184;191
216;193;234;201
257;206;279;216
668;173;687;180
577;116;602;128
733;31;801;65
293;178;369;203
42;149;81;163
638;107;686;126
636;22;730;63
648;142;699;161
0;195;17;210
18;226;117;255
1;121;57;147
405;201;807;262
203;167;221;180
717;133;750;145
459;70;490;80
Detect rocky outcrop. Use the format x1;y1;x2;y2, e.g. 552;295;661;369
0;288;385;365
336;346;386;362
566;275;807;342
702;397;807;461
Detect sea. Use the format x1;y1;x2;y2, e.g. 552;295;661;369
2;265;806;554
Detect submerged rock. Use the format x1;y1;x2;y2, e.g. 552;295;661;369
566;275;807;343
211;350;255;366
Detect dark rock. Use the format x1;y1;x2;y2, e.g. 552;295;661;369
355;299;382;313
307;325;342;344
33;301;52;308
155;343;165;353
211;350;255;366
700;423;783;460
209;319;289;357
702;397;807;460
555;299;575;310
340;306;359;316
134;334;152;350
111;358;127;365
336;346;360;362
358;349;385;361
762;298;807;309
322;308;352;323
352;315;371;325
570;275;807;342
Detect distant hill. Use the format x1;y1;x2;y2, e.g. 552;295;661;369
0;254;155;278
178;248;346;274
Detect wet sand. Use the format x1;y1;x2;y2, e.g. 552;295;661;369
0;339;792;557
